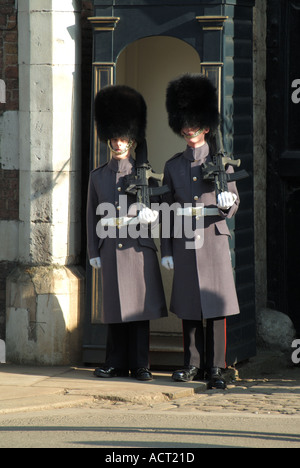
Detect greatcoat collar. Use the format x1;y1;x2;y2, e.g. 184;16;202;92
108;155;135;173
183;143;210;164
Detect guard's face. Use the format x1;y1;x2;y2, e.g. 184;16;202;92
110;137;132;159
111;138;130;152
181;127;209;148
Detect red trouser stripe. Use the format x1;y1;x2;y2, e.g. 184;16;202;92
224;318;227;369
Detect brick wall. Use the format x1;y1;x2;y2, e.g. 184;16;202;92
0;0;19;113
0;0;19;218
0;169;19;220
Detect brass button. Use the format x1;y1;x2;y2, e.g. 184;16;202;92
117;206;121;211
194;196;199;201
118;244;123;249
193;177;198;182
117;187;122;192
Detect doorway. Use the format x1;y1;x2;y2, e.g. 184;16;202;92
117;36;201;365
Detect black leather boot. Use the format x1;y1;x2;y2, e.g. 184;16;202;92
94;367;129;378
131;368;153;381
172;366;204;382
207;367;227;390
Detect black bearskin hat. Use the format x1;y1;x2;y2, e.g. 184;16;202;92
166;74;219;136
94;85;147;144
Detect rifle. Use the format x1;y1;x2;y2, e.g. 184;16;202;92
202;128;249;198
124;139;170;207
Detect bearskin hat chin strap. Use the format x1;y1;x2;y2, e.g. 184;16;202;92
181;128;205;139
107;139;134;156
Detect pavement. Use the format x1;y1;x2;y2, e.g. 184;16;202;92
0;348;299;416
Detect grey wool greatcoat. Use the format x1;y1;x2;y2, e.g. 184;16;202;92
161;143;240;321
87;155;168;325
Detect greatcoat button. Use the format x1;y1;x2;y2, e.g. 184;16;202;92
118;244;123;249
194;196;199;201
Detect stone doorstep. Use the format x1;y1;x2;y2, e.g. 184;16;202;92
0;351;297;415
0;367;208;414
33;368;208;405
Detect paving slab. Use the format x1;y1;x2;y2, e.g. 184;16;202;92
0;366;70;386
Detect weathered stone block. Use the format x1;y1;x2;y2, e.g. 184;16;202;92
6;265;85;365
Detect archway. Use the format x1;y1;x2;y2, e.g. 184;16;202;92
116;36;201;173
116;36;201;364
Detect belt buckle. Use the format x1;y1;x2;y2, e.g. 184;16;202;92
116;218;124;228
192;206;204;217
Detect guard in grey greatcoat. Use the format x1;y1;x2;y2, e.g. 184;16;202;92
161;74;240;389
87;85;168;381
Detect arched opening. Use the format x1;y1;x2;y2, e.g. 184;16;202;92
116;36;201;364
116;36;201;173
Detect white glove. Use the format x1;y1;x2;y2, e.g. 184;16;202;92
161;256;174;270
217;191;237;210
138;207;159;224
90;257;101;269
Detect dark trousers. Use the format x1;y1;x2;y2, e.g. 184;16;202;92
105;321;150;370
182;318;227;370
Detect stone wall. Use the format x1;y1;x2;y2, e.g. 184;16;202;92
2;1;86;363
